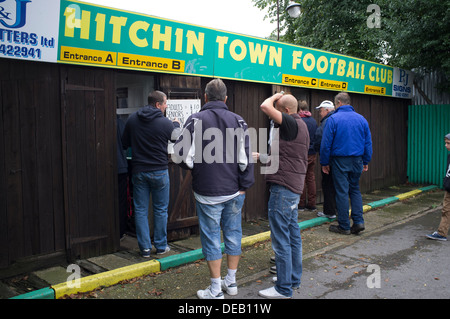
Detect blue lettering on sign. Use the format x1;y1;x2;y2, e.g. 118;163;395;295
0;0;31;29
0;29;38;45
393;85;411;93
398;69;409;86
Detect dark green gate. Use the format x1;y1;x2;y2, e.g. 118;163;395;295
408;104;450;188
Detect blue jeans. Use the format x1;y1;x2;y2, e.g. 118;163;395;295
196;194;245;261
268;184;302;297
331;156;364;230
132;170;170;252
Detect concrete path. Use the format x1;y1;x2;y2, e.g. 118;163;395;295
2;184;447;300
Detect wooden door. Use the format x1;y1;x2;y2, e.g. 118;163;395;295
60;65;118;260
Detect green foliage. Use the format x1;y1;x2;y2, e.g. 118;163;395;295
380;0;450;90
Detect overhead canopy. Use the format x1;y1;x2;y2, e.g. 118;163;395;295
0;0;413;98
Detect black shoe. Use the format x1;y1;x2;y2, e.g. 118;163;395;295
329;225;351;235
351;224;365;235
269;265;277;274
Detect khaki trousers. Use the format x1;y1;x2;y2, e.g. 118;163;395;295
438;191;450;237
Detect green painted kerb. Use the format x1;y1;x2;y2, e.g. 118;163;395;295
10;287;55;299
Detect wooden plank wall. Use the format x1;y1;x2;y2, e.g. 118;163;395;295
0;60;119;270
0;59;409;271
222;79;272;221
0;60;65;269
367;95;408;190
159;75;202;240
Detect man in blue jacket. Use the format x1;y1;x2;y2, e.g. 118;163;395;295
173;79;254;299
320;92;372;235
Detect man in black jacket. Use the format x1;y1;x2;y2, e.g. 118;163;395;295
173;79;254;299
122;90;180;258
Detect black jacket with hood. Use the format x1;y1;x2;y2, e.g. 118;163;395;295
122;105;180;175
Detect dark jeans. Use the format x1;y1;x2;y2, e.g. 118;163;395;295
268;184;302;297
321;168;336;216
331;156;364;230
132;170;170;252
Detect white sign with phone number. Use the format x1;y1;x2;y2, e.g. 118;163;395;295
0;0;60;62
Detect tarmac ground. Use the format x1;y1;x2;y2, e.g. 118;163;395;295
1;184;448;302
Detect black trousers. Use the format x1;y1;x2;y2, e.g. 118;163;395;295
321;168;337;215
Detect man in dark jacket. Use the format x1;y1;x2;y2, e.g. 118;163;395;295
173;79;254;299
314;100;337;219
122;91;180;258
298;100;318;210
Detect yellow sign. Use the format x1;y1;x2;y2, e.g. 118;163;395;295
117;53;185;73
282;75;349;91
282;74;318;88
364;85;386;95
60;46;116;66
318;79;348;91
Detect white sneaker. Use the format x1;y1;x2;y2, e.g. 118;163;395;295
221;280;238;296
258;286;291;299
197;286;224;299
317;211;326;217
156;246;171;255
317;211;336;219
272;277;300;290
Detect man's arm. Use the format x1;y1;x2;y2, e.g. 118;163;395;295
237;120;254;192
260;93;284;124
172;116;196;170
169;118;182;142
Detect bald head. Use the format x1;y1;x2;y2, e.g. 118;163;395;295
277;94;298;114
